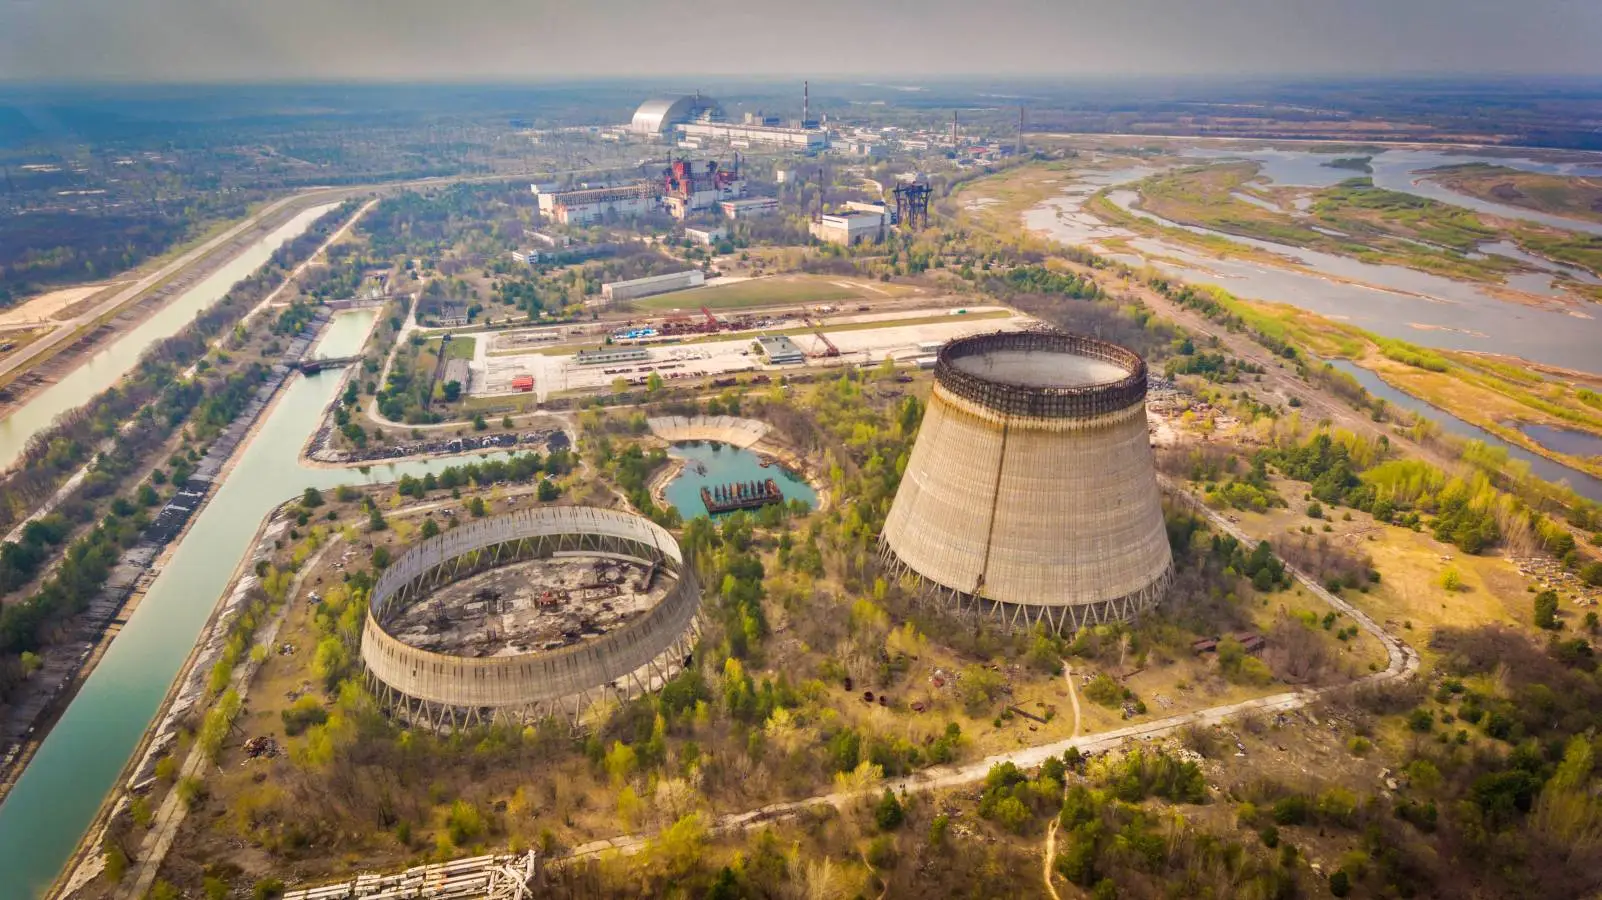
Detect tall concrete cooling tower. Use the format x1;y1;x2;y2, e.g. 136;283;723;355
880;331;1172;633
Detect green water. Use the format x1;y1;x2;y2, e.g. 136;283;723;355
0;203;340;470
663;442;817;518
0;309;526;898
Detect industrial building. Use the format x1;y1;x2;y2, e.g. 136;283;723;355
809;208;888;246
360;508;702;728
537;183;658;225
753;334;806;365
600;270;704;303
879;331;1173;633
721;197;779;218
684;226;726;246
679;121;827;150
573;346;651;366
513;242;619;265
661;158;746;219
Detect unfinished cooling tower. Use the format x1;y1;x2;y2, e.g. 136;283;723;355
361;507;701;730
879;331;1172;632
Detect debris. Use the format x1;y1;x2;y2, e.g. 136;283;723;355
242;736;279;760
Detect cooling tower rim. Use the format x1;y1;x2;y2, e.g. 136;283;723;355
935;330;1147;420
363;507;691;668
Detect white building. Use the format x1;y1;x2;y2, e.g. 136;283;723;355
600;270;705;304
809;210;887;246
720;197;780;219
678;122;827;150
684;226;726;246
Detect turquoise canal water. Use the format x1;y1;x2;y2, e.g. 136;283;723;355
663;442;817;518
0;309;533;898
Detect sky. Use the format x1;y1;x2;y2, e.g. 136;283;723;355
2;0;1601;82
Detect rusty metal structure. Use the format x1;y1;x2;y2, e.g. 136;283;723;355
893;181;931;230
360;508;701;730
701;479;784;514
879;331;1172;633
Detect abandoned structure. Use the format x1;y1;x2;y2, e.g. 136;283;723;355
360;507;702;729
879;330;1172;633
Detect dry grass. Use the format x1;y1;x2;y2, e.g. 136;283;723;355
1232;493;1531;667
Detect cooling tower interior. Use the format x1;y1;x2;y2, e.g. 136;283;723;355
360;507;701;730
880;330;1173;633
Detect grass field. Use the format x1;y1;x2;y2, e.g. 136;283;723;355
1233;483;1531;666
632;276;888;311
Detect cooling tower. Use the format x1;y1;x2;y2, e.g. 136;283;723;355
880;331;1172;632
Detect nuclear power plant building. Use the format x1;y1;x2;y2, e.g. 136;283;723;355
880;331;1173;633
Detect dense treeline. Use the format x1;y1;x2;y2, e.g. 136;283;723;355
0;199;256;306
0;501;152;699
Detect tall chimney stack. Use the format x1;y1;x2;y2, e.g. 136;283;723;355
804;80;810;126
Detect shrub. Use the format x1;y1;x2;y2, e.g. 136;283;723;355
176;775;206;808
1438;568;1462;592
1533;590;1559;630
1272;795;1311;826
446;799;488;846
281;695;328;736
990;795;1033;834
1083;673;1125;707
1329;870;1351;897
873;789;905;831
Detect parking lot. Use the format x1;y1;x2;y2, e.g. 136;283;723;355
472;308;1034;399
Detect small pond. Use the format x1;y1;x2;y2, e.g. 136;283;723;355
664;442;817;518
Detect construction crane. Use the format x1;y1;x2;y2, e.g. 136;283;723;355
805;316;839;358
700;306;719;332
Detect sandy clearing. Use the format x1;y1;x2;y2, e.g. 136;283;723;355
0;285;120;327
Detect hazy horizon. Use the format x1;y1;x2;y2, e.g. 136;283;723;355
3;0;1601;83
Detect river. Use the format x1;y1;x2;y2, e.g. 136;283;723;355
1022;152;1602;500
1181;146;1602;237
1320;359;1602;504
0;309;525;898
1026;151;1602;375
0;203;340;470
